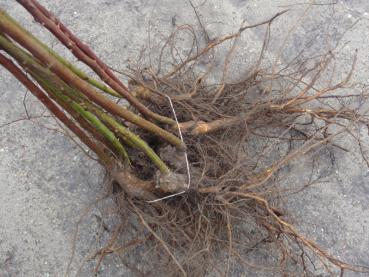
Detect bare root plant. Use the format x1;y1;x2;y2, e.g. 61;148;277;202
1;1;369;276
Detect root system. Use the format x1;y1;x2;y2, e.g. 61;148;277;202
1;1;369;276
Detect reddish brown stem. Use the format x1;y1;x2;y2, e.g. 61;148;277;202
17;0;175;126
0;52;114;166
21;0;127;90
0;13;184;149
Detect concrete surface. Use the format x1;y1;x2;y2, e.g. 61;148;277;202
0;0;368;276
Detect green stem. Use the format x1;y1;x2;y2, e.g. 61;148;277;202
0;52;115;167
56;84;170;174
0;14;185;148
0;33;168;173
90;106;170;174
0;34;129;163
36;74;130;163
16;1;176;126
0;9;121;98
40;71;170;174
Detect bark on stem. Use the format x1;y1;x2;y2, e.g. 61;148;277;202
17;0;176;126
0;53;114;166
35;74;130;163
89;106;170;174
21;0;127;90
0;53;157;197
0;8;121;98
0;12;185;149
0;34;129;161
0;33;169;173
35;66;170;173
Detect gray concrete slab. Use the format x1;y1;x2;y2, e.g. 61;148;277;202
0;0;368;276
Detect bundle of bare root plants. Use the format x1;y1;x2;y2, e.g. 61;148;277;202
1;0;369;276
